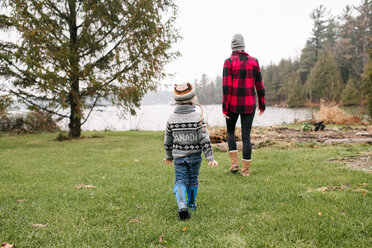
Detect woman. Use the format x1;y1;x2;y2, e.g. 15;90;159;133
222;34;266;177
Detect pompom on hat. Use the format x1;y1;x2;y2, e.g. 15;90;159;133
174;83;198;104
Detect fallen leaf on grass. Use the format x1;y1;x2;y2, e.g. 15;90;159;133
1;242;16;248
318;212;322;216
101;176;106;179
182;227;188;231
129;218;140;223
158;235;164;243
134;159;139;163
315;184;349;192
361;183;368;187
75;184;96;189
353;188;369;192
316;187;328;192
362;193;367;196
18;199;28;202
32;224;47;228
307;187;313;192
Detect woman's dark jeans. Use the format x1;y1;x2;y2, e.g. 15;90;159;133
225;111;255;160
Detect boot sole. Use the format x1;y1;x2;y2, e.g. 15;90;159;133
178;208;190;220
230;167;240;173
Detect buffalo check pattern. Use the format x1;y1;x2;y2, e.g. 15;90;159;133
223;51;266;115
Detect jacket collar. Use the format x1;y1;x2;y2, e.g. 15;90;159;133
174;104;195;114
232;50;249;56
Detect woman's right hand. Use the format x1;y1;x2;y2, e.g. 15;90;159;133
223;114;230;119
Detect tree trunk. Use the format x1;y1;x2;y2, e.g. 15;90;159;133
67;0;81;138
68;81;81;138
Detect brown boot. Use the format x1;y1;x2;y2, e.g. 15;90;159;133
229;151;239;172
241;160;251;177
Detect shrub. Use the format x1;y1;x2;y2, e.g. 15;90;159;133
0;95;13;115
25;111;60;132
56;132;69;141
315;101;362;124
0;111;60;134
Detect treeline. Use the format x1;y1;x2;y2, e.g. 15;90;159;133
194;1;371;110
194;74;223;105
264;1;371;107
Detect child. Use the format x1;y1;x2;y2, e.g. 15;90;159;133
163;83;218;220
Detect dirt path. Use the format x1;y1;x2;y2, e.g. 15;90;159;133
210;125;372;144
210;125;372;173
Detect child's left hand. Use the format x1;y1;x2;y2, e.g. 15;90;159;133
208;160;218;168
162;158;173;165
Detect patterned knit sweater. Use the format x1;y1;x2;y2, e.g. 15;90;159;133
164;105;214;162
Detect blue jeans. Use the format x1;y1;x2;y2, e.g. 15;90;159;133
174;152;202;188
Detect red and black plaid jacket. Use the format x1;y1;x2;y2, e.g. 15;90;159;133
222;51;266;115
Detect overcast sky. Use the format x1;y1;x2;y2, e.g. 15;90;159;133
0;0;363;91
163;0;363;87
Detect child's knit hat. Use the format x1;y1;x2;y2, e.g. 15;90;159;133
174;83;198;104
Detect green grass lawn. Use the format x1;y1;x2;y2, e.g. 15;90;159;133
0;131;371;247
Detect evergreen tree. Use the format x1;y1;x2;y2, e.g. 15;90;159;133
310;5;328;58
195;74;209;104
354;0;372;74
262;58;299;104
341;76;361;105
325;16;338;48
194;75;223;105
0;0;180;138
335;2;371;84
298;5;328;83
286;73;306;107
304;48;343;102
362;41;372;119
298;40;317;83
261;64;281;102
335;5;357;84
213;75;223;104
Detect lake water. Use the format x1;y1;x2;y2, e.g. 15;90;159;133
57;105;314;131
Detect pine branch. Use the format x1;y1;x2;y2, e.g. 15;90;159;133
9;89;69;118
44;0;69;21
81;95;100;125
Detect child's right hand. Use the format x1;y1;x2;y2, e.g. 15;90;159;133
208;160;218;168
162;158;173;165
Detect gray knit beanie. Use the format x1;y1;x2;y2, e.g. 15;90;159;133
174;83;198;104
231;34;245;52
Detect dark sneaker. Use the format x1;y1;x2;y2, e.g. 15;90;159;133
188;203;197;211
178;208;190;220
